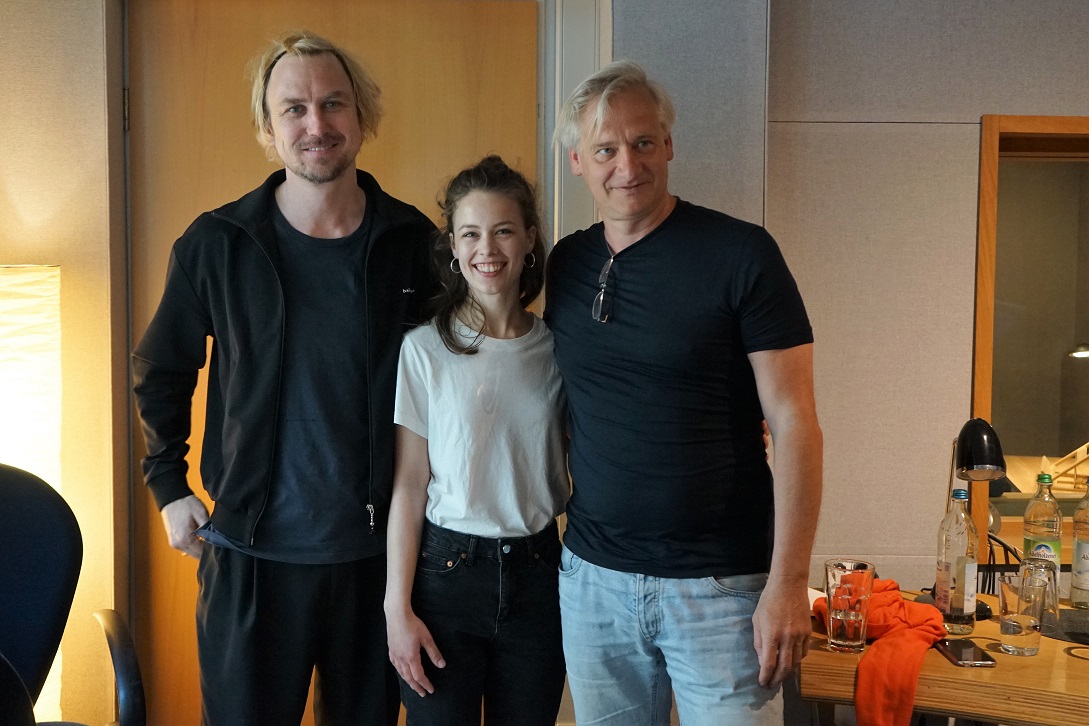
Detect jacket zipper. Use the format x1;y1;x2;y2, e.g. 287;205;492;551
211;191;421;542
211;211;284;546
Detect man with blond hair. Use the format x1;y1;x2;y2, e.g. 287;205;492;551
545;60;823;725
133;31;434;725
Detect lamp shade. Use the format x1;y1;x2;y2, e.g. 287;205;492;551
0;265;62;720
954;417;1006;481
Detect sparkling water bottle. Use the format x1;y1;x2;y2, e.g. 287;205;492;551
1024;473;1062;566
1072;486;1089;609
935;488;978;634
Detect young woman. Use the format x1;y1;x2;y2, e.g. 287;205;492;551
384;156;568;726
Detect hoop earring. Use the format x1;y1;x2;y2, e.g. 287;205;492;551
524;253;536;269
450;258;461;274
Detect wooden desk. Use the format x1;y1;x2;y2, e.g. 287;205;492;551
800;595;1089;725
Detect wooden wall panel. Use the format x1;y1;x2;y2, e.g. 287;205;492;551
129;2;537;723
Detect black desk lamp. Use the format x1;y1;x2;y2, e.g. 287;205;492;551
952;417;1007;483
951;418;1009;604
947;418;1006;507
947;417;1006;539
920;418;1007;615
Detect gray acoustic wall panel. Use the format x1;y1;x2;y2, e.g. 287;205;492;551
767;122;981;588
608;0;1089;594
614;0;769;224
769;0;1089;123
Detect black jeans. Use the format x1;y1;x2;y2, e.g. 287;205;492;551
401;520;567;726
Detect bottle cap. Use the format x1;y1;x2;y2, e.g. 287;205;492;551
952;488;969;500
1037;473;1054;483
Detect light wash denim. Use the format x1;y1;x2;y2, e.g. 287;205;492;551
558;545;783;726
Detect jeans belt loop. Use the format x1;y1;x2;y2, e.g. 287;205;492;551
524;534;537;567
465;534;478;566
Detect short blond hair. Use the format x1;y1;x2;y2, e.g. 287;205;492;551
553;60;675;150
250;30;382;158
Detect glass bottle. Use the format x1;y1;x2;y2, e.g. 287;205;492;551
1072;486;1089;609
935;488;978;634
1024;473;1062;566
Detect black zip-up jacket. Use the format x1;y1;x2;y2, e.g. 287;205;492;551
133;169;435;548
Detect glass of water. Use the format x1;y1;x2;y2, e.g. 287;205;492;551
824;558;876;653
998;574;1047;656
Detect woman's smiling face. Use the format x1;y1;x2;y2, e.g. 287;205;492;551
450;190;537;303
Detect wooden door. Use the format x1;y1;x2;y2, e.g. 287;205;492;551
129;2;537;723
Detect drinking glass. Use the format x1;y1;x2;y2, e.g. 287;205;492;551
998;574;1047;656
1019;556;1060;636
824;558;876;653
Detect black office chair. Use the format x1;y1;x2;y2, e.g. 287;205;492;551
0;650;36;726
0;463;83;702
0;463;148;725
93;610;146;726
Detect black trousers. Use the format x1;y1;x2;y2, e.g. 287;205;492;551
400;520;567;726
196;546;399;726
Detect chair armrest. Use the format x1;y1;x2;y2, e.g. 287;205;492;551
93;609;146;726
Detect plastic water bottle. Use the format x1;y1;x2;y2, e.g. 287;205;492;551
935;488;978;634
1024;473;1062;566
1072;486;1089;609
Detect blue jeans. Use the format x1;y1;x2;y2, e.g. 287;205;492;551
400;521;567;726
558;545;783;726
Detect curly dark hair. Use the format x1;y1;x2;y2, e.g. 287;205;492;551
430;155;546;355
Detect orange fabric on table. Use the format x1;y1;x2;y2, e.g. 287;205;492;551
813;579;945;726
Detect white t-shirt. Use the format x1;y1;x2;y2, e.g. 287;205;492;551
394;316;569;537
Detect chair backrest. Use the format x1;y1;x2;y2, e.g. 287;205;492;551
0;463;83;702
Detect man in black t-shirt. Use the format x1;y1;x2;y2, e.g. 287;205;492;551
545;61;823;725
132;31;434;725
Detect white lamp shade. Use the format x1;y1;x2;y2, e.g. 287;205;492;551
0;265;62;487
0;264;62;719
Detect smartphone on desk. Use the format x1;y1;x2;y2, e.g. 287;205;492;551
935;638;996;667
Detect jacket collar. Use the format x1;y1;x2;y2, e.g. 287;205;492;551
211;168;426;241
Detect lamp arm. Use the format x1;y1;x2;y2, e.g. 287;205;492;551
945;437;958;510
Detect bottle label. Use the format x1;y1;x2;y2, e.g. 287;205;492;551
1075;540;1089;590
1025;537;1061;564
954;557;977;614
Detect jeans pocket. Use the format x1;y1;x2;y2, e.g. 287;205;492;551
558;545;582;577
417;547;464;575
707;572;767;599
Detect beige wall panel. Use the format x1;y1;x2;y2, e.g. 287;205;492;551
0;1;125;724
613;0;768;224
769;0;1089;123
767;122;980;589
129;2;537;723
